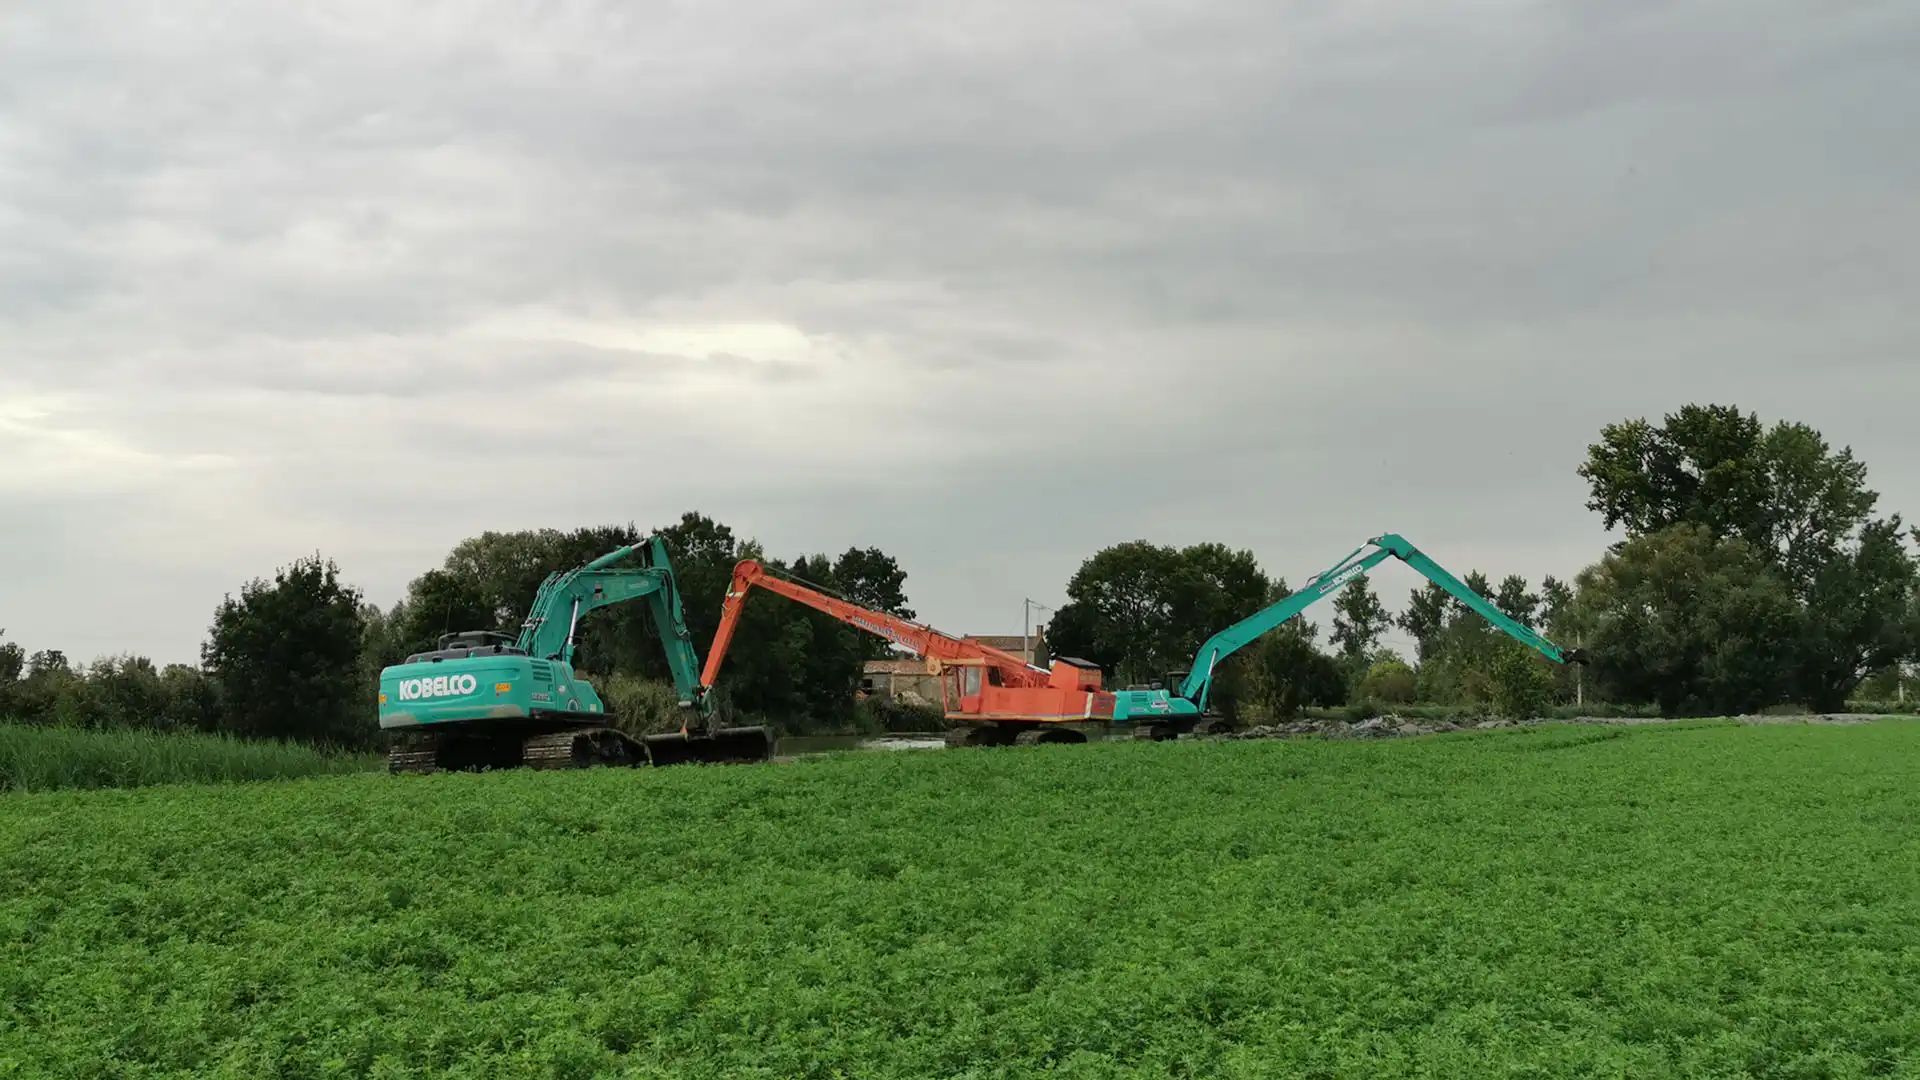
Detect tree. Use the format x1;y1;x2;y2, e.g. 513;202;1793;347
1330;578;1389;665
28;650;69;679
203;553;369;747
827;547;916;661
1458;572;1493;621
392;569;494;659
1795;517;1920;710
1242;621;1347;719
1578;405;1919;710
1494;575;1540;625
1356;654;1417;705
1396;582;1452;662
1048;540;1271;687
0;631;22;685
1047;541;1184;684
1568;525;1803;716
1487;639;1557;720
1539;575;1575;632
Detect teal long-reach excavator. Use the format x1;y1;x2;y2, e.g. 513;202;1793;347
379;536;773;773
1112;533;1590;740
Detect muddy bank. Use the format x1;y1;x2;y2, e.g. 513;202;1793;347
1218;712;1903;741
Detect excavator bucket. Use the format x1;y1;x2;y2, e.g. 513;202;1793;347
640;724;776;766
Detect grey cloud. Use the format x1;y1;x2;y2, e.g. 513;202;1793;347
1;0;1916;667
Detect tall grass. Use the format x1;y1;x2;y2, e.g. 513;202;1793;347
0;723;381;793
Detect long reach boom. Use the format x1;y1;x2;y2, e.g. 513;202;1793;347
701;560;1114;743
1113;533;1589;735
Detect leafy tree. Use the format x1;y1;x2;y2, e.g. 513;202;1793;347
1047;541;1184;685
1494;575;1540;625
203;554;369;748
1580;405;1877;588
392;569;494;659
1356;654;1417;705
0;631;23;686
441;528;596;633
1331;578;1389;665
1579;404;1919;710
28;650;69;679
825;546;916;661
1396;582;1452;662
1539;575;1575;632
1049;540;1271;688
1487;639;1557;720
1795;516;1920;710
1242;621;1347;719
1167;543;1272;661
1568;525;1802;716
1458;572;1493;621
831;547;915;621
157;664;221;733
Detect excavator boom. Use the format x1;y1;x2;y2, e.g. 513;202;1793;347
701;560;1113;741
702;560;1050;690
1113;533;1587;727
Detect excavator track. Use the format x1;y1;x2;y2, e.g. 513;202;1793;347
388;731;442;774
521;727;645;770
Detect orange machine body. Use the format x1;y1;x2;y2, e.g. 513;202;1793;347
699;560;1116;729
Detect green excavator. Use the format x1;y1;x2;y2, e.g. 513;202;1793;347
378;536;774;773
1111;533;1590;740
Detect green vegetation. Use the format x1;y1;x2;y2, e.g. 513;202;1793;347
2;402;1914;775
4;722;1918;1077
0;724;379;793
1051;403;1920;724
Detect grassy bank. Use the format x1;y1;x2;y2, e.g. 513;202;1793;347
0;723;381;793
4;721;1919;1076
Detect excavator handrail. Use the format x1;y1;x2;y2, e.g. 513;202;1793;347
1174;533;1586;710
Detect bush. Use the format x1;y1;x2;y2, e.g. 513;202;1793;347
1489;642;1557;720
1356;658;1417;705
1845;699;1920;716
590;673;703;736
0;724;379;793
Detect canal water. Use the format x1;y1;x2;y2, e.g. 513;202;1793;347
773;732;949;760
772;728;1135;760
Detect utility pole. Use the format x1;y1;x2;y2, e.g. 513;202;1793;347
1023;599;1053;664
1576;632;1585;709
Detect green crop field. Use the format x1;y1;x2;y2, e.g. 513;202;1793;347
4;721;1918;1079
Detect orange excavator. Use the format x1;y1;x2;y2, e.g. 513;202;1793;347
699;559;1117;746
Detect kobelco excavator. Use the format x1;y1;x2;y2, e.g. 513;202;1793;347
1114;533;1590;740
379;536;773;773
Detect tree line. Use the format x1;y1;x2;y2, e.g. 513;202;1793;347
1046;404;1919;719
3;403;1916;748
1;514;921;748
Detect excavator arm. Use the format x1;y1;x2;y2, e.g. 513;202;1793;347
515;536;709;712
700;559;1043;692
1174;533;1586;711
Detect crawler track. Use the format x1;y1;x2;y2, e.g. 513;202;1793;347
522;727;644;769
387;717;770;773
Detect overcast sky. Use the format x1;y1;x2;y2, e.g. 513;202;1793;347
3;0;1917;669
